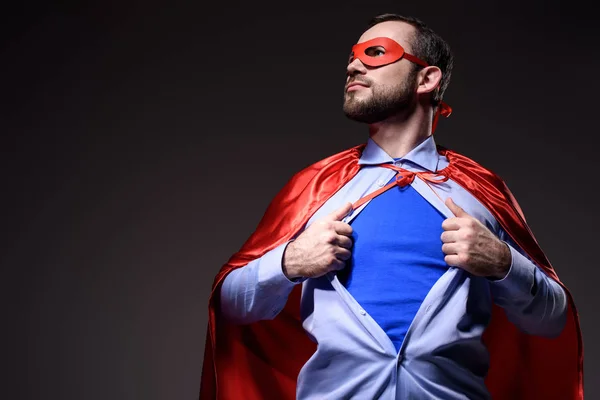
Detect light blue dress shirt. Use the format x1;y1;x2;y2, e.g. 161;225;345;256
219;135;567;399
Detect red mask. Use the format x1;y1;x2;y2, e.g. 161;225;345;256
348;37;452;133
349;37;429;68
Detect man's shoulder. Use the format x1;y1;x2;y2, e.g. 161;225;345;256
437;144;528;221
437;145;506;183
436;144;482;166
289;143;366;179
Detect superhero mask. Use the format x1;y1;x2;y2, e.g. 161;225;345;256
348;37;452;133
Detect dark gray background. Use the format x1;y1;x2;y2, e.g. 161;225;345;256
2;1;598;399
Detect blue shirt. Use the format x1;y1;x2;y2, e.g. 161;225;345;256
219;135;568;399
342;171;448;352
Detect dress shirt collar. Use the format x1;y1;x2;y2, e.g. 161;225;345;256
358;134;441;172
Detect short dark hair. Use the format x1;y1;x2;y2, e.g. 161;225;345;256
366;14;454;107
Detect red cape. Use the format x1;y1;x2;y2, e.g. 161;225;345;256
200;144;583;399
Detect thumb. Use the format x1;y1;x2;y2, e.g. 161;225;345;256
326;201;354;221
445;197;469;217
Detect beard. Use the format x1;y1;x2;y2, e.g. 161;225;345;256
343;72;418;124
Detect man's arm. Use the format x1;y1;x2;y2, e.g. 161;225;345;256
488;232;568;338
219;201;355;325
441;197;567;338
219;241;300;325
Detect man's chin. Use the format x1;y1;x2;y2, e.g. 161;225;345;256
343;110;383;124
343;99;369;115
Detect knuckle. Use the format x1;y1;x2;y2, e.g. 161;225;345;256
323;231;336;244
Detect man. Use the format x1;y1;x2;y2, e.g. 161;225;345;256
200;14;583;399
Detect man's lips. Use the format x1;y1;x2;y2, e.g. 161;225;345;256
346;82;369;91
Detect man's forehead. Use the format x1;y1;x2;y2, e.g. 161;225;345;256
357;21;415;51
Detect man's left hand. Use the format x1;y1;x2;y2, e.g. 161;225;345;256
441;197;511;280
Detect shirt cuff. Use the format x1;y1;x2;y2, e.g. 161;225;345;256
257;241;304;287
488;242;536;299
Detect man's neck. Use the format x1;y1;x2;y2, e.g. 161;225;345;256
367;113;432;159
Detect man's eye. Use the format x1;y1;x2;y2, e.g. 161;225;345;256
365;47;385;57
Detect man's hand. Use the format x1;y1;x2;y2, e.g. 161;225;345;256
282;202;354;280
441;198;511;279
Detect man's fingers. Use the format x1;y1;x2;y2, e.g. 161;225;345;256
444;254;460;267
441;217;461;231
441;242;460;255
335;248;352;262
332;220;353;236
440;230;459;243
445;197;469;218
325;202;354;222
335;234;353;249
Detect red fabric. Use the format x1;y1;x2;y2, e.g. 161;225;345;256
351;164;449;210
350;37;428;68
199;143;583;400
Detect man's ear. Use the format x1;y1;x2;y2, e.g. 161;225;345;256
416;66;442;95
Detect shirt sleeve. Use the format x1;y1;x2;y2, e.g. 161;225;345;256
219;241;302;324
488;229;568;337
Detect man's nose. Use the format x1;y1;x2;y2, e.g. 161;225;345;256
346;57;367;76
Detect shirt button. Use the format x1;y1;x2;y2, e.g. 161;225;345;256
376;179;385;187
359;309;366;316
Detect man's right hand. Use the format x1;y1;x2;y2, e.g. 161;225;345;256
282;202;355;280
